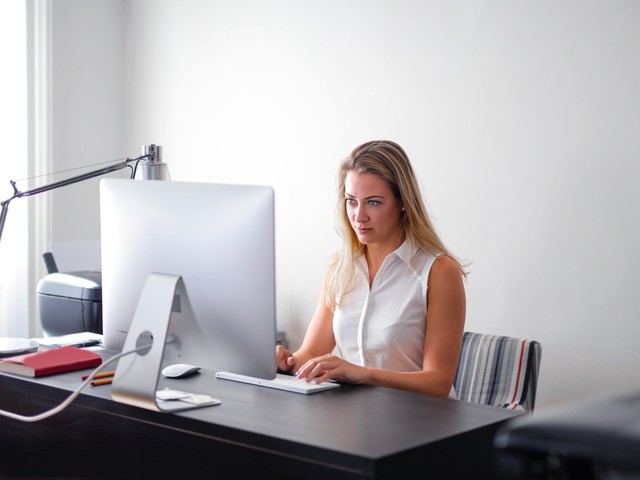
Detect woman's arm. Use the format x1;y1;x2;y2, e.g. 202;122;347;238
296;256;466;397
275;282;336;372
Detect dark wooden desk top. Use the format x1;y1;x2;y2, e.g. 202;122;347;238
0;347;520;479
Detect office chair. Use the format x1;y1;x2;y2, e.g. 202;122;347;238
453;331;542;412
494;389;640;479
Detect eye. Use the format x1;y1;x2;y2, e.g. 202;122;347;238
367;200;380;206
346;198;357;206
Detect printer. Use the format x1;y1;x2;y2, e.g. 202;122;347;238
36;271;103;336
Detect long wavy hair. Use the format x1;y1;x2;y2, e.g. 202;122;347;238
325;140;467;310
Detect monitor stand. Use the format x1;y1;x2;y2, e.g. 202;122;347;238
111;273;220;412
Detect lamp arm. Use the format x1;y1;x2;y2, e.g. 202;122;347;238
0;154;148;245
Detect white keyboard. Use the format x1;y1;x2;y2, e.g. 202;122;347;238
215;371;340;395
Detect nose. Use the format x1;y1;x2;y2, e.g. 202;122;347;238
354;205;368;223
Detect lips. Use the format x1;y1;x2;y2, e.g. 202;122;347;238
355;226;372;235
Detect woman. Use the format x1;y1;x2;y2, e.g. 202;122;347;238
277;140;466;398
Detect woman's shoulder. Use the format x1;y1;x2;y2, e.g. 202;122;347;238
430;255;464;284
425;255;466;308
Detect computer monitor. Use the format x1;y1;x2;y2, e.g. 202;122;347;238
99;178;277;382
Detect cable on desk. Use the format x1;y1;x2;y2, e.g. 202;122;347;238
0;345;148;423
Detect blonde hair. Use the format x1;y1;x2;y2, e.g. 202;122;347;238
325;140;466;310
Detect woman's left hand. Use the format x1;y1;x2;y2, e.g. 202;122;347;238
295;354;367;384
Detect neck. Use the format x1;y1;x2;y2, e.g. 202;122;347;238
365;245;390;267
364;235;405;269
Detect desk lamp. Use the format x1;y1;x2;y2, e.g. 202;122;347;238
0;144;168;244
0;144;168;356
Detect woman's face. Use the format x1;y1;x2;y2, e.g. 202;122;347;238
344;171;404;250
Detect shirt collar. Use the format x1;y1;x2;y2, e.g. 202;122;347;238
391;238;418;268
355;239;417;275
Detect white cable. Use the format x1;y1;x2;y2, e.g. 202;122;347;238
0;345;147;423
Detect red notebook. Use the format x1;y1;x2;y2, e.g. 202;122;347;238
0;346;102;377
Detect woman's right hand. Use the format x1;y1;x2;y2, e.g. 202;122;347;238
276;345;298;373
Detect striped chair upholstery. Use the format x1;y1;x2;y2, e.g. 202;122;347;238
453;331;542;412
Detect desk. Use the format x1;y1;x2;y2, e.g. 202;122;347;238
0;349;519;479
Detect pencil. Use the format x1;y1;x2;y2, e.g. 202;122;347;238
91;378;113;387
82;371;115;381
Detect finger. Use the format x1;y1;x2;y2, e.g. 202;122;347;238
296;354;333;380
275;345;289;358
295;360;311;379
307;360;334;383
295;359;317;380
275;346;295;371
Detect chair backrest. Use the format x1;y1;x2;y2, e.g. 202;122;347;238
453;331;542;412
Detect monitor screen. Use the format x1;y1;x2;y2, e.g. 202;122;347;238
99;178;277;379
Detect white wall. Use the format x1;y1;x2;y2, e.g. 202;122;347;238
8;0;126;337
49;0;126;243
49;0;640;409
0;0;29;337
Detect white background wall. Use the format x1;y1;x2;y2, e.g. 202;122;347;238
45;0;640;409
0;0;29;337
49;0;125;242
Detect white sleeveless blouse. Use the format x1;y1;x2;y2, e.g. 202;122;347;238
333;240;457;398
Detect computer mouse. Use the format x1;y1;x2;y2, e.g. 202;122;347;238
161;363;201;379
